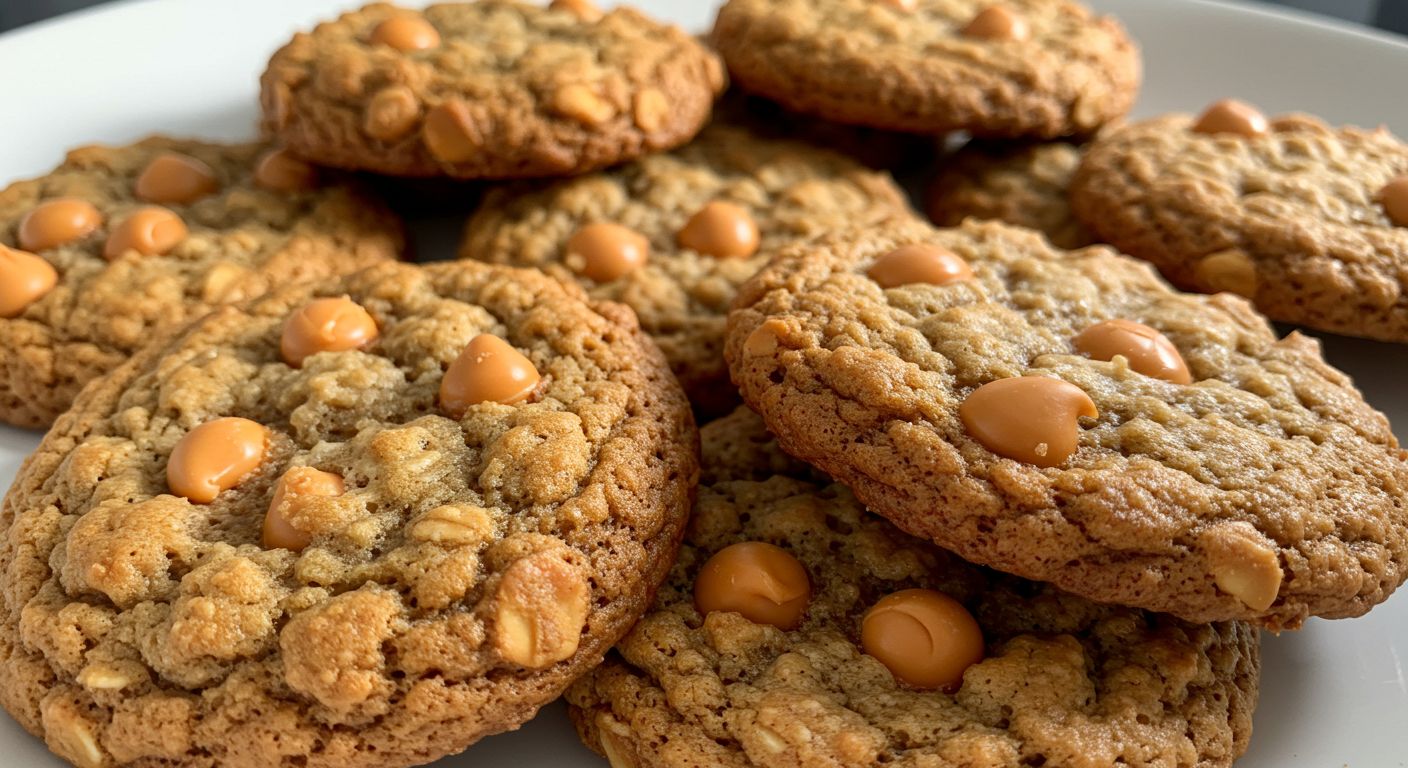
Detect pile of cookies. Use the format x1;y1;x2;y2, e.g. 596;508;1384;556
0;1;1404;767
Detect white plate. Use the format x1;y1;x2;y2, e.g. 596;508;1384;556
1;0;1406;765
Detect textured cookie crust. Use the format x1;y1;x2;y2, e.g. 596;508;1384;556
567;408;1260;768
726;218;1408;628
0;137;402;429
927;140;1093;248
713;90;935;171
712;0;1140;138
460;124;909;415
1069;113;1408;342
0;261;698;767
261;1;725;179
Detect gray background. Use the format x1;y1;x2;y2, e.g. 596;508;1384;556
0;0;1406;33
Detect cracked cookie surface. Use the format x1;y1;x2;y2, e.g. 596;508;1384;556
712;0;1140;138
0;137;402;429
1069;113;1408;342
261;0;725;179
460;124;909;415
726;217;1408;628
0;260;698;767
567;407;1260;768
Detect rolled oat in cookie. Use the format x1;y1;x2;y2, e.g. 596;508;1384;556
726;217;1408;629
0;260;698;768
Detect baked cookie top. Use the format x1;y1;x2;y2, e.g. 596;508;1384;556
712;0;1140;138
0;261;698;768
0;137;402;429
927;139;1093;248
725;217;1408;629
1069;106;1408;342
459;124;909;415
261;0;725;179
567;408;1259;768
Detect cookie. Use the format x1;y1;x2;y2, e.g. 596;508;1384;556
0;137;402;429
927;139;1094;248
726;217;1408;629
712;0;1140;138
459;124;910;415
0;260;698;767
1069;102;1408;342
566;407;1260;768
261;0;725;179
713;90;936;171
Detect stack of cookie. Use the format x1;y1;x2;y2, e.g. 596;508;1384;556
0;1;1404;767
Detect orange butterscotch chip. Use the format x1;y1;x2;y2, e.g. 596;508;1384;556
861;589;984;690
439;334;541;418
961;5;1030;41
254;148;318;192
134;152;220;205
693;541;810;630
564;222;649;282
867;243;973;288
369;14;441;52
677;201;760;259
1073;319;1192;384
1191;99;1268;138
263;467;345;552
550;0;603;21
18;198;101;252
167;417;268;504
423;101;481;163
280;296;380;367
364;85;422;142
104;207;188;260
959;377;1097;467
1379;176;1408;227
0;245;58;319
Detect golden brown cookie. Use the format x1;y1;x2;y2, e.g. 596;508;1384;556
712;0;1140;138
567;408;1260;768
0;137;403;429
1069;105;1408;342
460;124;910;415
0;261;698;767
726;217;1408;629
927;139;1094;248
261;1;725;179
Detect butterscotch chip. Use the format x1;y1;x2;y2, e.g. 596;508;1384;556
260;0;723;179
0;245;58;319
18;197;101;252
1;260;696;766
1072;318;1192;384
693;541;811;630
867;243;973;287
1070;110;1408;341
280;296;380;367
134;152;220;204
712;0;1140;138
461;124;908;416
438;333;541;417
727;217;1408;628
565;407;1261;768
254;148;318;191
0;137;402;429
1380;175;1408;226
1191;98;1268;137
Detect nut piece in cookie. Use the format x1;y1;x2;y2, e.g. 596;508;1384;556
726;217;1408;628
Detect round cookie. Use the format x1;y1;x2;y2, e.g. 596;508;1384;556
927;139;1094;248
459;124;910;415
261;0;725;179
0;137;402;429
726;217;1408;629
566;408;1260;768
712;0;1140;138
1069;106;1408;342
0;260;698;767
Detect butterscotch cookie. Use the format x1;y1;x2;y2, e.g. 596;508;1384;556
713;90;935;171
261;0;725;179
567;408;1260;768
1069;102;1408;342
726;217;1408;629
0;137;402;429
712;0;1140;138
459;124;910;415
0;260;697;767
927;139;1093;248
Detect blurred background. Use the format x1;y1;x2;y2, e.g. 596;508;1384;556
1;0;1406;34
